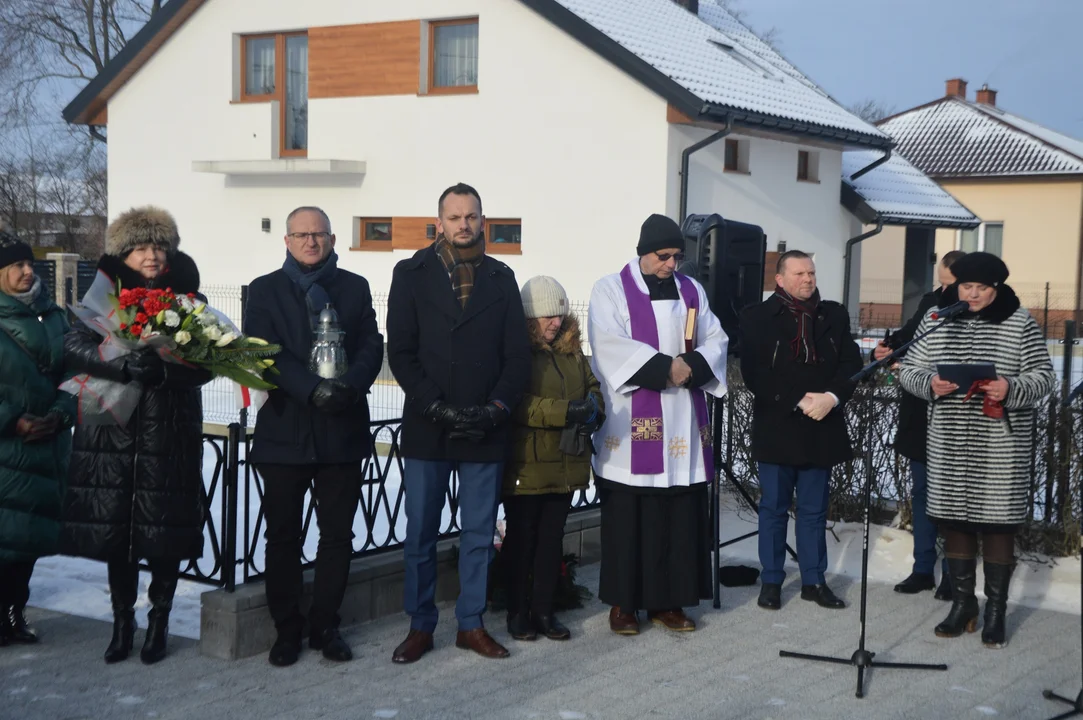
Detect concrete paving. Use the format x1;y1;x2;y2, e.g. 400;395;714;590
2;564;1080;720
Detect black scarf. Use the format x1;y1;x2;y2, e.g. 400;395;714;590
282;250;339;329
774;286;821;364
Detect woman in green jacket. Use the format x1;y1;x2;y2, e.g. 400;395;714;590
502;276;604;642
0;227;75;646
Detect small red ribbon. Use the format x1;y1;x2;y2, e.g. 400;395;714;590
963;379;1004;419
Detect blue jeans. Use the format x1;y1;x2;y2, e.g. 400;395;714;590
403;459;502;632
758;464;830;586
910;460;948;577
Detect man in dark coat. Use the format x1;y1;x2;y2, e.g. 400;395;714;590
740;250;861;611
874;250;964;599
244;206;384;667
62;206;212;665
386;183;531;663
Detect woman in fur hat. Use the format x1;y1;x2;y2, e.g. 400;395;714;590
60;206;211;665
500;276;604;641
898;252;1055;649
0;224;75;647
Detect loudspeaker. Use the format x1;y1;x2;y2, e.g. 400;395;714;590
678;213;766;355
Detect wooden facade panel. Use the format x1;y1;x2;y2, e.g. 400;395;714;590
763;251;780;291
309;21;421;99
667;104;696;125
89;105;108;126
391;217;434;251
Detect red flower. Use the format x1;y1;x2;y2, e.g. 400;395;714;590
119;323;128;330
135;312;149;324
130;323;144;337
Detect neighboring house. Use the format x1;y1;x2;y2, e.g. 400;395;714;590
861;78;1083;332
61;0;960;320
842;151;979;328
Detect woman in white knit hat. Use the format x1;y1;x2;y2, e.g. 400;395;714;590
500;276;604;641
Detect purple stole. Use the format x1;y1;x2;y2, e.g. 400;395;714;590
619;265;714;477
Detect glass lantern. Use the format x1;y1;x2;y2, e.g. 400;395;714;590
309;303;348;379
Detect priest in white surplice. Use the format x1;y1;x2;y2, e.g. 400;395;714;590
588;214;728;635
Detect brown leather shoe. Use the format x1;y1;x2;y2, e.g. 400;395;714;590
609;606;640;635
455;628;509;659
648;609;696;632
391;629;433;664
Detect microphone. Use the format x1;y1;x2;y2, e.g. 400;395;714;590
930;301;969;321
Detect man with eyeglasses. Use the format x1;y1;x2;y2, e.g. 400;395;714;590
587;213;728;636
739;250;861;613
245;206;384;667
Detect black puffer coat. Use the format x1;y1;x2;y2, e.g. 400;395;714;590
60;253;212;562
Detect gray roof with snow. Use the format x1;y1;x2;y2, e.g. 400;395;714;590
525;0;889;146
879;97;1083;178
842;151;979;228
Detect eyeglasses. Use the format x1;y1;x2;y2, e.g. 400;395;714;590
287;232;331;242
655;252;685;263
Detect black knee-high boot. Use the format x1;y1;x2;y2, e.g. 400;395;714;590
934;557;979;638
141;560;179;665
104;560;140;664
981;561;1015;649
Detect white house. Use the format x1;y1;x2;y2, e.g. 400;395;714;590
63;0;970;317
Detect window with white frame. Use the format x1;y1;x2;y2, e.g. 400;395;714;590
958;222;1003;257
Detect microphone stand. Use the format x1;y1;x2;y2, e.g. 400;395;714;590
778;312;960;698
1041;379;1083;719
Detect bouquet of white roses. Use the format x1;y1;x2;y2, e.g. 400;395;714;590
61;270;279;424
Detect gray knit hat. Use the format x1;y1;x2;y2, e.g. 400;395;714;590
521;276;568;319
106;206;180;258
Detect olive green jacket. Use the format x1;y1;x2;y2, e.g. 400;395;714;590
503;314;603;496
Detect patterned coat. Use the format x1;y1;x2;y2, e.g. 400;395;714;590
898;285;1054;527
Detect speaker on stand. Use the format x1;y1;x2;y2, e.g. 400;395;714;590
678;213;795;609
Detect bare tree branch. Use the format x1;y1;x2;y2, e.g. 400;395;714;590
849;99;897;124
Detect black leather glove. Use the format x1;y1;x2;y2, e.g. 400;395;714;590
125;350;165;386
455;403;509;433
423;399;471;428
582;408;606;434
565;398;596;427
310;379;359;414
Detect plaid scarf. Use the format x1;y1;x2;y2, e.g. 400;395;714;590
435;233;486;308
774;286;821;364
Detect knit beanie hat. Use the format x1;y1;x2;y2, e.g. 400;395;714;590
0;222;34;270
521;275;568;319
106;206;180;258
636;213;685;257
949;251;1009;287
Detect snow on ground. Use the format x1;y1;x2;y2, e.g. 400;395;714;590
29;488;1080;643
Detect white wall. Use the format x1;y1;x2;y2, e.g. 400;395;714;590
107;0;671;304
667;127;856;302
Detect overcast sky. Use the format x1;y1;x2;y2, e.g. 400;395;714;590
736;0;1083;138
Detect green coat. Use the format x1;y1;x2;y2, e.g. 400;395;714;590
503;315;603;496
0;282;75;562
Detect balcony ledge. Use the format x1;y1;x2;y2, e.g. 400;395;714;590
191;159;367;176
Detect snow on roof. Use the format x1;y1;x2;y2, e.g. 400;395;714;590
550;0;887;141
879;97;1083;178
843;150;979;227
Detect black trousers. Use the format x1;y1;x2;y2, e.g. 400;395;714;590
0;560;35;608
106;557;180;611
259;463;362;635
501;493;572;616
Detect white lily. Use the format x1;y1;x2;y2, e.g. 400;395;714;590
215;331;237;348
203;325;223;341
174;330;192;346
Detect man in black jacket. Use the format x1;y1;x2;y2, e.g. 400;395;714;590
245;206;384;667
387;183;531;664
740;250;861;611
874;250;964;599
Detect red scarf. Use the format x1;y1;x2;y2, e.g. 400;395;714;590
774;286;821;364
